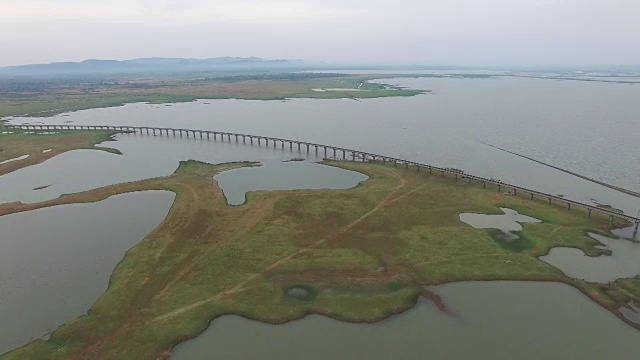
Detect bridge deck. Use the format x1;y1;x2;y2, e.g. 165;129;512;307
2;123;639;225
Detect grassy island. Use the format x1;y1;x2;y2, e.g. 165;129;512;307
0;136;638;359
0;74;426;119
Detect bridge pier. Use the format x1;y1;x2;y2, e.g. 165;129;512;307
633;221;639;240
530;193;534;200
333;148;336;159
297;143;301;152
483;181;486;188
352;152;356;161
548;197;552;204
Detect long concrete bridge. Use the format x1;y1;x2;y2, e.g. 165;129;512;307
2;123;639;237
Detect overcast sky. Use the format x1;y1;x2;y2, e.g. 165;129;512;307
0;0;638;67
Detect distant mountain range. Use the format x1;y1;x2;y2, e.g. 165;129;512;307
0;57;306;77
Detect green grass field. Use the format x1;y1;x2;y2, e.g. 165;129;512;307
0;75;426;119
0;143;638;359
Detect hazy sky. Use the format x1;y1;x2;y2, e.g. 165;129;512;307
0;0;638;66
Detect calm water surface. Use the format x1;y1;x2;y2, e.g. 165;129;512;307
459;207;541;231
171;282;640;360
2;75;640;356
0;134;326;204
8;76;639;214
0;191;174;355
540;232;640;283
215;160;367;205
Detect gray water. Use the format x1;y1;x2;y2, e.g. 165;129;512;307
171;281;640;360
0;191;175;355
0;134;326;204
620;302;640;325
3;75;640;355
540;232;640;283
459;208;541;241
459;207;541;230
8;76;639;215
214;160;368;205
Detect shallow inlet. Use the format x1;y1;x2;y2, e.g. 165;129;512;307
214;160;368;205
170;282;640;360
0;191;175;355
539;232;640;283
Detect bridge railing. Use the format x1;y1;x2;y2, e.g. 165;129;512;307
2;123;638;224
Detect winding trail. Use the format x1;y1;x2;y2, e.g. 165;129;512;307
153;168;408;323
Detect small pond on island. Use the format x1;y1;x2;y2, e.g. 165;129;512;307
458;207;541;241
540;232;640;283
214;160;368;205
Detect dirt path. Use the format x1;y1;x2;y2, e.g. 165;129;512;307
153;168;408;323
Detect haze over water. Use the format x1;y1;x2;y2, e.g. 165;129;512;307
9;75;640;215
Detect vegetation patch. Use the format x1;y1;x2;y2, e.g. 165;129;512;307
0;74;427;119
0;156;637;359
485;228;534;252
